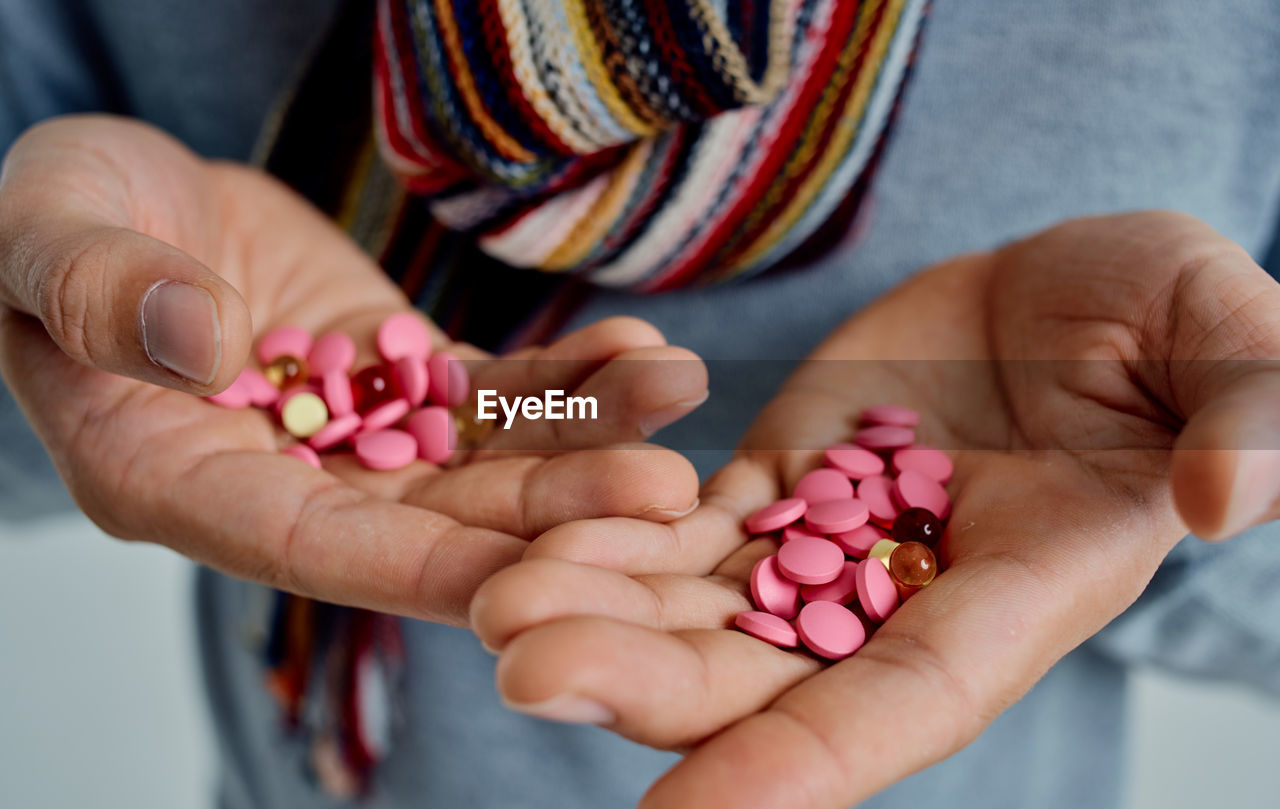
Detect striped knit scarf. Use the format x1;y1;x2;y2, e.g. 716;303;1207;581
375;0;929;290
256;0;930;798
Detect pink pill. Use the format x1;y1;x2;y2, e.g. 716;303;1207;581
795;601;866;660
308;332;357;376
823;444;886;479
860;405;920;428
800;561;860;605
281;444;322;469
893;445;953;485
238;368;280;408
322;370;355;417
407;406;456;465
853;425;916;451
831;523;888;558
856;558;900;622
361;398;411;432
205;376;252;409
803;498;869;534
353;429;418;471
857;475;901;527
427;352;469;407
792;468;854;505
257;326;313;365
393;356;430;407
734;611;799;648
308;413;362;451
892;469;951;520
776;537;846;585
745;497;806;535
377;312;432;362
749;555;802;620
782;525;826;544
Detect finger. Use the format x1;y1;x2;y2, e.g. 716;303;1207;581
479;345;709;451
469;315;669;396
1139;227;1280;538
471;556;760;651
524;456;776;574
495;617;822;748
323;443;701;538
0;117;253;393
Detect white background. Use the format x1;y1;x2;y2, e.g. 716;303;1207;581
2;514;1279;808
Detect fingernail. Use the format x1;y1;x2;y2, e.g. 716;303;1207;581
639;391;709;438
141;281;221;385
504;694;616;726
1225;449;1280;535
644;497;700;520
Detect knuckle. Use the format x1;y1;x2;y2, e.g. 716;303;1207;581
36;234;110;365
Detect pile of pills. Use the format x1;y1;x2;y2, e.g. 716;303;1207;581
203;314;487;471
735;405;953;660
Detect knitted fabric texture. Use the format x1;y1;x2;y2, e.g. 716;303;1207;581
375;0;929;290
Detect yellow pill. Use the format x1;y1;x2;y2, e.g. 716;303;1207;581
869;539;900;571
281;392;329;439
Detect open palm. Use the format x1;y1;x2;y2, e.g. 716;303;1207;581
472;211;1280;807
0;116;706;625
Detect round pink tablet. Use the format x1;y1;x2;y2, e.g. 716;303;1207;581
734;611;798;648
354;429;418;471
792;468;854;505
238;368;280;408
776;537;846;585
893;445;953;484
360;398;411;432
749;555;802;620
823;443;886;479
205;375;252;409
427;352;469;407
322;370;355;417
803;498;869;535
860;405;920;428
853;425;916;451
377;313;432;362
393;356;430;407
308;413;362;451
856;558;900;622
782;525;826;544
308;332;357;376
892;469;952;519
281;444;322;469
745;497;806;535
857;475;901;527
257;326;313;365
795;601;866;660
407;406;456;465
800;561;860;605
831;523;888;557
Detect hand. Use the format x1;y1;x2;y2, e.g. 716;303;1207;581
0;115;707;625
471;211;1280;807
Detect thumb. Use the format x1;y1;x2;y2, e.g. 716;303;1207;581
0;117;252;393
1162;239;1280;539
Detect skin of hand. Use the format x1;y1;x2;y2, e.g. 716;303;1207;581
0;115;709;626
470;211;1280;808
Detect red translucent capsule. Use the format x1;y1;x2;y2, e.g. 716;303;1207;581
350;365;404;415
891;507;943;546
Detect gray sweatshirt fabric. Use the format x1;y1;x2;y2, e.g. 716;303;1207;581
3;1;1280;807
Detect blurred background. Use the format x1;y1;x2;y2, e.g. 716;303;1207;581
1;513;1279;808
